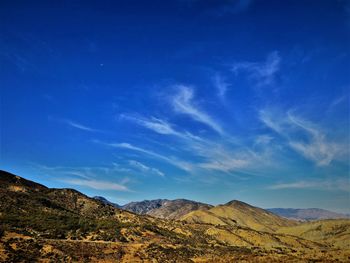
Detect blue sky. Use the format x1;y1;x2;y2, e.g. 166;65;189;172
1;0;349;212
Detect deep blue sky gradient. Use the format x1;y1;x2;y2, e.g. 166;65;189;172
1;0;349;212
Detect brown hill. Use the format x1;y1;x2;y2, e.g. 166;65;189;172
1;170;349;262
181;200;297;232
277;219;350;249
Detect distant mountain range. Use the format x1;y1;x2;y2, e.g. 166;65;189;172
94;196;349;222
267;208;350;221
122;199;213;219
122;199;166;214
1;170;350;262
92;197;213;219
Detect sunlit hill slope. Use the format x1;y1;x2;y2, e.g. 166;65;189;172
1;170;350;262
181;200;297;232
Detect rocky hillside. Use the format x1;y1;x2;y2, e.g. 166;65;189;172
123;199;213;219
148;199;213;219
181;200;297;232
122;199;167;214
268;208;350;221
1;170;350;262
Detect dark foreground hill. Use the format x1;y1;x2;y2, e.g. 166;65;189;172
1;170;350;262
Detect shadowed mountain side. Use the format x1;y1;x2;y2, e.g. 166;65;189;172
268;208;350;221
122;199;213;219
122;199;167;215
181;200;297;232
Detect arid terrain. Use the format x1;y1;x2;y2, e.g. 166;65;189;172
1;170;349;262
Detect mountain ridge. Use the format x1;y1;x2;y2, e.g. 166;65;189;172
181;199;298;232
1;170;350;262
122;199;168;214
91;195;349;221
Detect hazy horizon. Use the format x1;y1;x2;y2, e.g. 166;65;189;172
1;0;349;213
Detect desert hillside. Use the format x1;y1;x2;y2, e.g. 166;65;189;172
181;200;297;232
277;219;350;249
1;170;349;262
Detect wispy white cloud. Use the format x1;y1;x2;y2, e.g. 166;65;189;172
232;51;281;86
172;85;224;135
259;109;347;166
111;162;132;173
109;142;161;157
117;114;276;175
31;163;133;191
32;162;134;179
118;114;270;174
212;73;230;101
30;163;91;179
121;115;177;135
57;118;103;133
109;86;346;180
119;111;264;174
287;115;337;166
102;141;194;172
65;120;97;132
327;94;348;114
114;85;279;176
62;178;130;191
199;158;249;172
254;134;274;146
129;160;165;177
196;143;275;174
120;114;201;141
259;109;284;134
330;95;347;108
269;178;350;192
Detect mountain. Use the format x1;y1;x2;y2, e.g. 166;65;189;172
147;199;213;219
181;200;297;232
122;199;167;214
267;208;350;221
1;170;350;262
93;196;120;208
122;199;213;219
0;170;230;261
